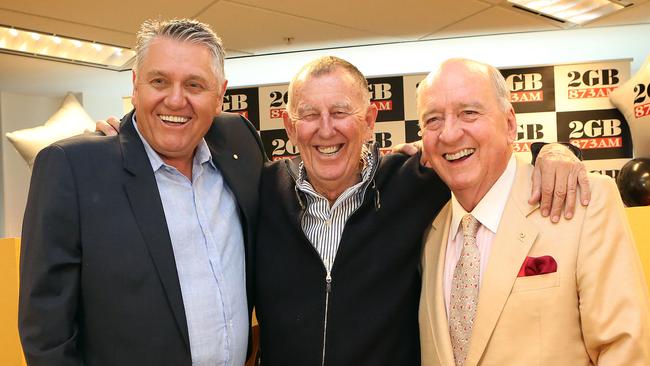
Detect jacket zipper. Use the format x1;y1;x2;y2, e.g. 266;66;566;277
321;270;332;366
286;151;381;366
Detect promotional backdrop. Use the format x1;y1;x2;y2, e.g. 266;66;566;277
221;59;633;178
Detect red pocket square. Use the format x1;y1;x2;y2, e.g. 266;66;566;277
517;255;557;277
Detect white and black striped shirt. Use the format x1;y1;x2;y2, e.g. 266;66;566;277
295;148;376;274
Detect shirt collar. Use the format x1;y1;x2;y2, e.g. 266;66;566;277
132;114;215;172
296;143;375;189
294;143;376;203
449;153;517;239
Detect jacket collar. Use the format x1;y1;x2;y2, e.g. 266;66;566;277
119;110;191;351
284;142;381;210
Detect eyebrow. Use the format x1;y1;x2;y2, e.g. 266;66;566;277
296;101;353;114
458;101;483;109
419;101;484;118
144;70;209;83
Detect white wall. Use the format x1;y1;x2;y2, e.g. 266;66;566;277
225;24;650;87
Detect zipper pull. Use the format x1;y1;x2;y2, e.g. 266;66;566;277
325;271;332;293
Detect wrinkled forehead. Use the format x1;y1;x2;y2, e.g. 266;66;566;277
292;72;366;111
418;69;493;110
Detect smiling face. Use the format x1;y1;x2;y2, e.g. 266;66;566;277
132;36;226;170
283;67;377;201
418;59;517;210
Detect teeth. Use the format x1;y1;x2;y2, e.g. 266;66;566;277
444;148;475;161
317;145;341;155
159;115;189;123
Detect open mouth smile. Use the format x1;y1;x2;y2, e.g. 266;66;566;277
158;114;190;125
317;144;343;156
444;148;475;162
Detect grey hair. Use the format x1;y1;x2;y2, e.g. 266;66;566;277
287;56;371;114
483;61;513;112
135;18;226;83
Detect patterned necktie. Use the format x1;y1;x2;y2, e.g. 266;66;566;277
449;214;481;366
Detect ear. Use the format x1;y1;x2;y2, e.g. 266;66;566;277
282;110;297;144
215;79;228;116
131;70;138;108
364;103;378;141
505;106;517;144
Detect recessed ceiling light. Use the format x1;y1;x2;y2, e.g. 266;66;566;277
0;25;135;71
508;0;625;24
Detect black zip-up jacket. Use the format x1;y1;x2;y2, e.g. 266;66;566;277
255;151;450;366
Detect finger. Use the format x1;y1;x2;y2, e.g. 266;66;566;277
549;167;569;223
95;120;118;136
414;140;423;152
420;152;431;168
538;161;556;217
528;164;542;205
390;143;405;154
391;143;418;155
107;116;121;131
95;119;105;132
563;167;578;219
403;144;418;156
578;167;591;206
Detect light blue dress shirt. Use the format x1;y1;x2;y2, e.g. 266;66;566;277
134;120;248;366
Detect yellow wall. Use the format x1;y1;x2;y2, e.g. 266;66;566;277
0;238;25;366
626;206;650;296
1;207;649;363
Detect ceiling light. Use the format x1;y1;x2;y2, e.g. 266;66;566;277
0;25;135;71
509;0;625;24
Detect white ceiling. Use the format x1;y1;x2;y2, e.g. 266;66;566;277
0;0;649;97
1;0;649;58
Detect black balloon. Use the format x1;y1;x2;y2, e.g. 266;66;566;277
617;158;650;207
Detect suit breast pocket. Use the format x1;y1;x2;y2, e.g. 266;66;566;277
511;271;560;293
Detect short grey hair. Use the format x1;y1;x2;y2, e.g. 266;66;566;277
135;18;226;83
483;61;512;112
287;56;371;114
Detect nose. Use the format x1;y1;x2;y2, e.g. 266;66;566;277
438;117;463;144
164;83;187;110
316;113;337;139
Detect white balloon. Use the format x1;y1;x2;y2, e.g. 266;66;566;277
5;93;96;168
610;54;650;159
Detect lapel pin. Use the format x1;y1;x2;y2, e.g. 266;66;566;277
233;154;239;160
519;232;525;242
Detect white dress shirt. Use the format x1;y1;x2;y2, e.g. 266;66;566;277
443;154;517;317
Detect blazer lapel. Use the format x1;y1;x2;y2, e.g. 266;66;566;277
423;203;457;366
120;112;190;350
204;121;256;230
465;156;539;366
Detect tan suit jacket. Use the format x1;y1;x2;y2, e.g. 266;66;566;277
419;155;650;366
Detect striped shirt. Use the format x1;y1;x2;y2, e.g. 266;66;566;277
295;147;376;274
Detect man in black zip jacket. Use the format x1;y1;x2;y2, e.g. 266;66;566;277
253;56;588;366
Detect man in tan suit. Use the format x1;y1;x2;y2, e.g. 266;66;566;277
417;58;650;366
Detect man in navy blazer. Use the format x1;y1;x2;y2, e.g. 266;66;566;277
18;19;265;366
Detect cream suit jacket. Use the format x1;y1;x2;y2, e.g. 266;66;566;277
419;155;650;366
